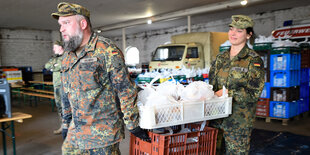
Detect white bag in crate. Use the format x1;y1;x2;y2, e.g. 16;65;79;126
180;81;214;101
156;80;184;101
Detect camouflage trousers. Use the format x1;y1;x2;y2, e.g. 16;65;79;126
54;86;63;116
62;140;121;155
217;128;252;155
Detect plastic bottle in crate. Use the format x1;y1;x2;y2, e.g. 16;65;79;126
283;56;287;70
261;89;266;98
283;90;286;101
274;74;286;87
274;104;285;117
273;91;278;101
273;57;276;70
275;74;287;87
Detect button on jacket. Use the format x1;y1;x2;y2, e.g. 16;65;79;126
61;33;139;149
209;45;265;130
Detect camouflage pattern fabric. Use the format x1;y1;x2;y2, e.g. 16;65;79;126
53;87;62;116
62;139;120;155
61;32;139;149
45;55;64;87
45;55;64;116
229;15;254;29
209;44;265;154
51;2;90;19
60;87;72;130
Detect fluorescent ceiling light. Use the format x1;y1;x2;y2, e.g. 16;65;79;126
147;19;152;24
241;0;248;6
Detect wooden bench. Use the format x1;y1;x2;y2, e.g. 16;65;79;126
12;89;56;111
20;87;54;95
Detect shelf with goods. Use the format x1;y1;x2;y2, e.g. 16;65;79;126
254;42;272;118
268;46;302;124
135;68;210;87
254;40;309;125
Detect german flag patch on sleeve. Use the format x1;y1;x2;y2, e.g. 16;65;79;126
112;50;118;55
254;63;261;67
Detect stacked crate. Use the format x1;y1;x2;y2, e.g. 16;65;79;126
254;43;271;117
269;47;300;119
299;43;310;114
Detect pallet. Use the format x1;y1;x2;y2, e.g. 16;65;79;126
256;111;309;126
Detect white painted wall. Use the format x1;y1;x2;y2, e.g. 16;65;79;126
111;5;310;66
0;29;53;72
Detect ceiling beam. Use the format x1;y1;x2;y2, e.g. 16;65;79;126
97;0;268;32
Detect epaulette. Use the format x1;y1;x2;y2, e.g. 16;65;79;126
97;35;113;46
248;50;260;58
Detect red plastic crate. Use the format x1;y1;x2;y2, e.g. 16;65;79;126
130;123;218;155
256;98;270;117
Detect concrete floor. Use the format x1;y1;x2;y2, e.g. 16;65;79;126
1;97;309;155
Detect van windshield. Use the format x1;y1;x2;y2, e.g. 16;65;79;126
152;46;185;61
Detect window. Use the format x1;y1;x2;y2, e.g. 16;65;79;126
125;46;139;66
186;47;199;58
152;46;185;61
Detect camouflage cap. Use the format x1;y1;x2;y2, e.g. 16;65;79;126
51;2;90;19
229;15;254;29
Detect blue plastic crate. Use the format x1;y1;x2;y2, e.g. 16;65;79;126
260;82;270;98
270;101;298;118
42;68;52;75
18;66;32;72
300;83;310;98
270;54;300;71
300;68;310;84
298;98;309;114
270;70;300;87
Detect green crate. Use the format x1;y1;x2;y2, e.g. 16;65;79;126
178;75;186;81
137;76;152;83
194;75;204;81
172;75;180;81
219;46;230;52
271;47;300;54
253;43;273;51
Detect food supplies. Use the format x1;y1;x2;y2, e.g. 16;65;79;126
137;80;232;129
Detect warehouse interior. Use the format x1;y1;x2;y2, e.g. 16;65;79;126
1;0;310;154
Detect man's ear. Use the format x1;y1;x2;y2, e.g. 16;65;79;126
80;19;88;30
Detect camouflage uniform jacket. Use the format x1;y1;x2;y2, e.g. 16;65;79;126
45;55;64;87
209;45;265;131
61;32;139;149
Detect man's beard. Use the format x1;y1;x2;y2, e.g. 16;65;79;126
63;30;83;52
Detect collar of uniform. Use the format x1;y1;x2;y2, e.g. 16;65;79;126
222;50;230;60
237;44;249;59
84;32;98;52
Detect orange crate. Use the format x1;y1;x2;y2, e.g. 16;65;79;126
130;123;218;155
2;68;19;71
256;98;270;117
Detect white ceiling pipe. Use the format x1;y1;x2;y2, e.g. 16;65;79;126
98;0;268;31
122;28;126;52
188;15;191;33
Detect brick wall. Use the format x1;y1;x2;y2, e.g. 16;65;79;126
0;29;53;72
